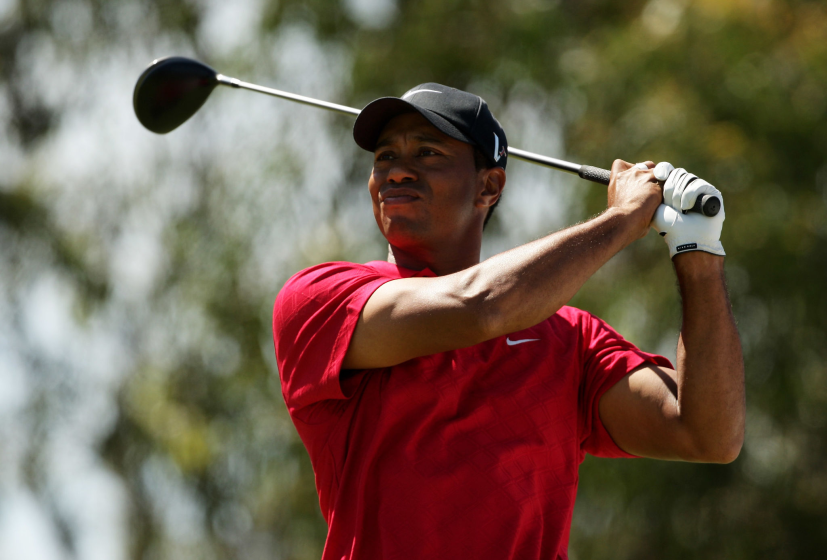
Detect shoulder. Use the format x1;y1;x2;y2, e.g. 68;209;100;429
277;261;391;300
281;261;377;289
544;306;623;347
548;305;598;330
273;261;397;329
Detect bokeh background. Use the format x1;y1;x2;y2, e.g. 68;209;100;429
1;0;826;558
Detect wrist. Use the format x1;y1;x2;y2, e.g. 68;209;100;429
602;206;650;245
673;250;725;279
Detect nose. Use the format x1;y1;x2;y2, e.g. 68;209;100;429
386;158;417;184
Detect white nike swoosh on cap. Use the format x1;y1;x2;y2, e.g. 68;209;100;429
506;337;540;346
402;89;443;100
493;133;501;162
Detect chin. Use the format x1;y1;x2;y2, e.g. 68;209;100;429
380;217;433;250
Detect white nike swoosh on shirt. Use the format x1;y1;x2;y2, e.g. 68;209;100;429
506;337;540;346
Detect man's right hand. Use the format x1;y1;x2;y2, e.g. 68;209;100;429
606;159;664;240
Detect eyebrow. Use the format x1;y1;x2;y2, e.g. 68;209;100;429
375;133;448;151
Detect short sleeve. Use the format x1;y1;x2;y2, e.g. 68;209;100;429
272;262;393;413
578;311;674;458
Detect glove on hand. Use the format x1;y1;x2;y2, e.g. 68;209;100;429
651;162;726;258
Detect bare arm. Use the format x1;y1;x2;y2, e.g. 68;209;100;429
343;160;661;370
598;251;745;463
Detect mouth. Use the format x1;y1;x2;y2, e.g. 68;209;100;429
379;188;421;206
382;194;419;206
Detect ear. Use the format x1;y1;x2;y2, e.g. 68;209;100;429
476;167;506;210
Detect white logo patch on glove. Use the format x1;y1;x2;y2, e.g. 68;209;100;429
651;163;726;259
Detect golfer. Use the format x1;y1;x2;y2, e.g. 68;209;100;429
272;83;745;559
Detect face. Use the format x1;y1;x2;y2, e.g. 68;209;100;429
368;112;489;251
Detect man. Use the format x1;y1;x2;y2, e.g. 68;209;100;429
272;83;744;559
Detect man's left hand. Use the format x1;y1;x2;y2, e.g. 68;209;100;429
651;163;726;259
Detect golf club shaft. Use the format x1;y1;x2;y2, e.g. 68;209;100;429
218;75;718;214
218;75;361;116
217;74;600;181
216;74;724;215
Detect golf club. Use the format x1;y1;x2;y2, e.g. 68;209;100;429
133;57;721;217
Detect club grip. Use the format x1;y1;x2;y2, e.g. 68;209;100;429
689;194;721;217
578;165;611;185
578;165;721;217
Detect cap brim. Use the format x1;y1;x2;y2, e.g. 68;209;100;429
353;97;475;152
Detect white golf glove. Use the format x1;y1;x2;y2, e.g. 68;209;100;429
650;162;726;258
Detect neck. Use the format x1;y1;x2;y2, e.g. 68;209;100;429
386;230;483;276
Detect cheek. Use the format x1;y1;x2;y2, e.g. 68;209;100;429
367;173;387;228
438;175;478;214
367;172;380;203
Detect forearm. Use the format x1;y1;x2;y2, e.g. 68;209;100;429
673;252;745;461
457;207;639;338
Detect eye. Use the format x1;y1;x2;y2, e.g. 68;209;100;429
418;148;439;156
375;151;395;162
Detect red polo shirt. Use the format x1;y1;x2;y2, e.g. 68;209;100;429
273;261;671;560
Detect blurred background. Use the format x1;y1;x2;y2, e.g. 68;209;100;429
1;0;825;558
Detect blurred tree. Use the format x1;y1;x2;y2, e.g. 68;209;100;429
1;0;825;559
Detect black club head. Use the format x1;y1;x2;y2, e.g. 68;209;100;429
133;57;219;134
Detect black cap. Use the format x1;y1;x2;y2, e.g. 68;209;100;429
353;83;508;169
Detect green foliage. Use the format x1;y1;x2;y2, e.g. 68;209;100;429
1;0;825;558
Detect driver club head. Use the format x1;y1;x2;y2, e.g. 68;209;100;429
133;57;219;134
